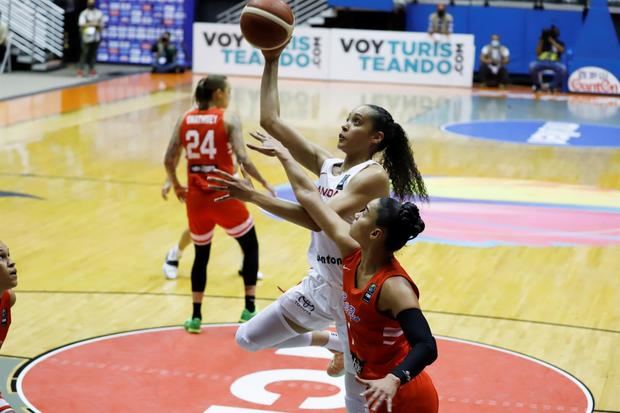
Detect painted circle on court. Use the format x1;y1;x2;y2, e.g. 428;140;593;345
268;178;620;247
442;120;620;147
17;324;592;413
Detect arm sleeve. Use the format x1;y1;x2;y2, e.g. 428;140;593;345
390;308;438;384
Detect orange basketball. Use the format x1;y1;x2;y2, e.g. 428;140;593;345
240;0;295;50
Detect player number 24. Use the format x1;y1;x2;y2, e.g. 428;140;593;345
186;130;217;160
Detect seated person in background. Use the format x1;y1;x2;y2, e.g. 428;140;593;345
479;34;510;88
428;4;453;38
529;25;566;92
151;32;183;73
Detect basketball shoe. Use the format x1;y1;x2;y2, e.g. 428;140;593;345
162;245;182;279
239;308;257;323
184;317;202;334
326;351;345;377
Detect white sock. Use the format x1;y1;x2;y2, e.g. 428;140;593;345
324;331;343;352
275;332;313;349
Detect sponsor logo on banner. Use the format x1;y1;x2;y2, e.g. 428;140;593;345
329;29;475;87
193;24;475;87
568;66;620;95
193;23;329;79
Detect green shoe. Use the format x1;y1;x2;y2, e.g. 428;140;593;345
239;308;257;323
183;317;202;334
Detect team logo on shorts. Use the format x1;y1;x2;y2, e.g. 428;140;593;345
296;294;315;315
362;283;377;304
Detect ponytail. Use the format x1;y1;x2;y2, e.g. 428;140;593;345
367;105;429;202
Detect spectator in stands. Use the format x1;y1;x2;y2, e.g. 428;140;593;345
479;34;510;88
529;25;566;93
428;4;453;37
77;0;104;77
151;32;183;73
0;12;8;66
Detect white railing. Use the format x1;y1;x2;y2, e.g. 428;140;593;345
217;0;330;25
0;0;64;64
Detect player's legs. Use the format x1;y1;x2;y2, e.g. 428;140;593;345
213;199;258;322
184;190;215;333
233;226;259;321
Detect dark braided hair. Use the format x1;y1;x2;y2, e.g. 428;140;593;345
376;198;425;252
366;104;429;202
195;75;228;108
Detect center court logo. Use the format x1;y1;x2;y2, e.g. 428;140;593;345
17;325;593;413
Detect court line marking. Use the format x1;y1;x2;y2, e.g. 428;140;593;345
14;325;594;413
12;290;620;335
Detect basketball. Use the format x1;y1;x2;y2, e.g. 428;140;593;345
240;0;295;50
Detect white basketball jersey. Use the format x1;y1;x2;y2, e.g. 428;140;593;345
307;158;378;288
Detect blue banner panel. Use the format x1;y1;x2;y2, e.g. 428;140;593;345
97;0;191;66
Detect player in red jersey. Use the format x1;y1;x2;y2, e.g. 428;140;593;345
211;133;438;413
164;75;274;332
0;242;18;413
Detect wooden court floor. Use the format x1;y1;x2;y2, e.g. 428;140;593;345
0;73;619;412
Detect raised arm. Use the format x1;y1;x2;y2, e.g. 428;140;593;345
224;110;274;195
163;115;186;202
260;56;332;176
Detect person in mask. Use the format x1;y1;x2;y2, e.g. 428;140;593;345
529;25;566;92
427;4;453;37
479;34;510;88
77;0;104;77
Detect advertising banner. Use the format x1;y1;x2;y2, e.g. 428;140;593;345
329;29;475;87
193;23;330;79
98;0;189;65
193;24;475;87
568;66;620;95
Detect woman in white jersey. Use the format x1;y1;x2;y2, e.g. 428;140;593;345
212;50;428;412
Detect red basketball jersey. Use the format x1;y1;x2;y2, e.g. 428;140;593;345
342;249;420;380
0;291;12;349
179;107;234;191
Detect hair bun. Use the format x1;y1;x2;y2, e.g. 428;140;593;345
399;202;425;238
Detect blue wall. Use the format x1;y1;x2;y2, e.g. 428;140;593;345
406;4;585;74
328;0;394;12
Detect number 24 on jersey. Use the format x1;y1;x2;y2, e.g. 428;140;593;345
186;130;217;160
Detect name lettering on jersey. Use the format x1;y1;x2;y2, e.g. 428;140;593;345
342;293;361;323
317;186;339;199
362;283;377;304
186;114;218;125
336;174;351;190
316;254;342;265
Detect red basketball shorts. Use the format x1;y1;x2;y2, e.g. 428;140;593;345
185;186;254;246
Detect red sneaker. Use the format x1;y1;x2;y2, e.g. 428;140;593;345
76;69;84;77
89;69;97;77
0;393;16;412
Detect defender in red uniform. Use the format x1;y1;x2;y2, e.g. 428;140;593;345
164;75;273;331
217;134;438;413
0;242;17;413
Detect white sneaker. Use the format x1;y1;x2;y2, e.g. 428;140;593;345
163;246;181;280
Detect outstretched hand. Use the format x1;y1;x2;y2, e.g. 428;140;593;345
207;168;256;203
247;131;290;159
356;374;401;412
